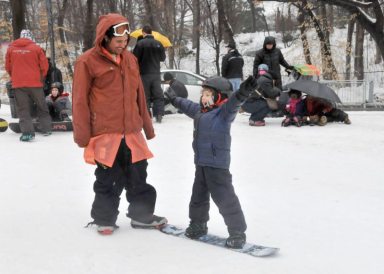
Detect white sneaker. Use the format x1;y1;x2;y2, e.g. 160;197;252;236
97;225;117;235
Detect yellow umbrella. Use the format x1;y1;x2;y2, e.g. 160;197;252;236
130;29;172;48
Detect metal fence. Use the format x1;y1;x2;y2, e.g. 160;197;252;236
320;80;369;105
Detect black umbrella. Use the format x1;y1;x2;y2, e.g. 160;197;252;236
284;79;342;104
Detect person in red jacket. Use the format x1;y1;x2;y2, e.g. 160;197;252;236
5;29;51;141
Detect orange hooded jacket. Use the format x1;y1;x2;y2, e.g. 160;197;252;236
72;13;154;166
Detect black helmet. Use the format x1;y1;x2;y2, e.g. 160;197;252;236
51;82;64;94
202;76;232;97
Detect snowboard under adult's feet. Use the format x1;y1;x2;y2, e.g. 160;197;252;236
159;224;279;257
9;121;73;133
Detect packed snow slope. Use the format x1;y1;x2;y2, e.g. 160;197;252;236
0;104;383;274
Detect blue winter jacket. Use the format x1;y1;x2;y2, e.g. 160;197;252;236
173;92;242;169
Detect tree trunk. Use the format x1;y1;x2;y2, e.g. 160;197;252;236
247;0;256;32
143;0;161;31
83;0;94;52
164;0;174;69
354;22;364;80
297;8;312;64
375;43;382;64
345;15;355;81
300;0;338;80
192;0;201;74
10;0;26;40
57;0;73;78
206;0;220;75
217;0;234;45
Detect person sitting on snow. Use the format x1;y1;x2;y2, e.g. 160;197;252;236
164;76;258;249
282;89;306;127
45;82;72;122
303;96;351;126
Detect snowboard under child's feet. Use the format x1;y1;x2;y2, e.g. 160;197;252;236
226;231;246;249
130;215;168;229
185;221;208;239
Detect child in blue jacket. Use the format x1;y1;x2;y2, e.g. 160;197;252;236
165;76;257;248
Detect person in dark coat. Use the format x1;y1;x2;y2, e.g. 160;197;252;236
133;25;166;123
253;36;293;91
241;64;281;126
163;72;188;101
44;58;63;96
221;41;244;92
165;76;258;249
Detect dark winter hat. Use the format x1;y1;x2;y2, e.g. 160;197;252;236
163;72;174;81
226;41;236;49
51;82;64;94
202;76;233;97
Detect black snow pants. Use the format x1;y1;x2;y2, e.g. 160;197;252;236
140;73;164;117
91;139;157;226
189;166;247;233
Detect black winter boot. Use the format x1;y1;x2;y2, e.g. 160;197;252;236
185;221;208;239
225;231;246;249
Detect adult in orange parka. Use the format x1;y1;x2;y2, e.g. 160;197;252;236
5;29;51;141
72;13;167;234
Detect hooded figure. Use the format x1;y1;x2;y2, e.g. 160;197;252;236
72;13;166;234
252;36;293;90
5;29;51;141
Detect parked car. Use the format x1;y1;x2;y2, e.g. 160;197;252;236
160;69;206;103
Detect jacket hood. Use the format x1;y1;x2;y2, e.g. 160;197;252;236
12;38;35;47
263;36;276;51
95;13;130;49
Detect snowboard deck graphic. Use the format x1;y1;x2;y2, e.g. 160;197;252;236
159;224;279;257
9;121;73;133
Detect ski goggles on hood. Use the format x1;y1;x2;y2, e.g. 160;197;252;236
112;22;130;37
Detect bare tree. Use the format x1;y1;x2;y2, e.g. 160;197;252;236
192;0;201;74
345;14;356;81
10;0;26;39
354;22;364;80
57;0;73;77
83;0;94;52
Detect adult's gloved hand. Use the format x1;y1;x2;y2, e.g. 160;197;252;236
236;76;258;101
164;87;177;104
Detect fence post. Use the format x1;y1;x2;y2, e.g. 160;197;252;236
368;81;374;103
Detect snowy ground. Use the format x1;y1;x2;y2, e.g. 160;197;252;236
0;104;384;274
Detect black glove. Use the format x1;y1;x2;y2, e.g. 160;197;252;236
236;76;258;101
164;87;177;105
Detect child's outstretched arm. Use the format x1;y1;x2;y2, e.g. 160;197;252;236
164;87;200;119
220;76;258;122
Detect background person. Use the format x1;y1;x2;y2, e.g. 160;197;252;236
45;82;71;121
221;41;244;92
133;25;166;123
5;29;51;141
